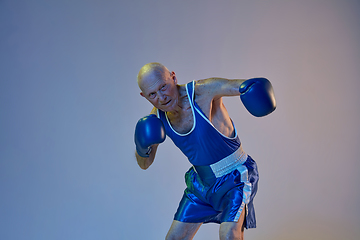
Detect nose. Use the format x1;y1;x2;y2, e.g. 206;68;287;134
158;91;166;102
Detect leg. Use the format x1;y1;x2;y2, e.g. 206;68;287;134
165;220;202;240
219;206;246;240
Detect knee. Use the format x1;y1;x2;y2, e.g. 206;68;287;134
166;221;201;240
220;231;243;240
219;225;244;240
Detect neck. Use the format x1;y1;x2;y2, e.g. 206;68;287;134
167;85;189;116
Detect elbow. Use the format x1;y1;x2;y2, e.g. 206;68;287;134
136;155;152;170
135;150;155;170
136;158;150;170
139;164;149;170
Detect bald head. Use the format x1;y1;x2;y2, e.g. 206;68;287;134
137;62;169;90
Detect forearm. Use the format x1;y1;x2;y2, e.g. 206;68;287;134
135;144;158;170
221;78;247;96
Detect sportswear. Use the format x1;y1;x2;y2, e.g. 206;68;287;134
157;81;259;228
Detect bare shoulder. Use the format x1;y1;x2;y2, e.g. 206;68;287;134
192;78;221;106
195;78;222;92
194;78;220;98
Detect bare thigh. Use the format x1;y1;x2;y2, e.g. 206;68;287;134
165;220;202;240
219;206;246;240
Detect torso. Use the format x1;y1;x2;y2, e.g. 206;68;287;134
165;83;235;137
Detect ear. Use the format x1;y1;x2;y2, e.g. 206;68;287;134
140;92;145;97
171;71;177;84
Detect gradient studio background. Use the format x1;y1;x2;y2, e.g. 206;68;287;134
1;0;359;239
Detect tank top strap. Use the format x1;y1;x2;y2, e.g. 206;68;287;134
185;81;196;107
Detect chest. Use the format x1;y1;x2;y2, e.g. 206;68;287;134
165;89;234;137
167;106;194;134
166;100;228;135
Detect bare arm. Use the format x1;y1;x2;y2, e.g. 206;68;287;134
196;77;276;118
190;78;247;137
195;78;247;99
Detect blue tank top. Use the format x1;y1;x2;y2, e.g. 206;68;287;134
157;81;241;166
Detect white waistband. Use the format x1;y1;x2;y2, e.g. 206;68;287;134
210;146;248;178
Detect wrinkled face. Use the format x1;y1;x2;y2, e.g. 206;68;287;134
140;70;178;112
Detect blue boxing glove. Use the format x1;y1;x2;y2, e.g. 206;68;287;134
134;114;166;157
239;78;276;117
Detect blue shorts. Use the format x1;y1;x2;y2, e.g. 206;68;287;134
174;155;259;229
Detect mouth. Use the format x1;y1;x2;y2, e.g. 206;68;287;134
162;99;171;106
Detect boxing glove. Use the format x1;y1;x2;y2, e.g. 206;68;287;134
239;78;276;117
134;114;166;157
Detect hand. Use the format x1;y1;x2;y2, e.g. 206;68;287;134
239;78;276;117
134;115;166;157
